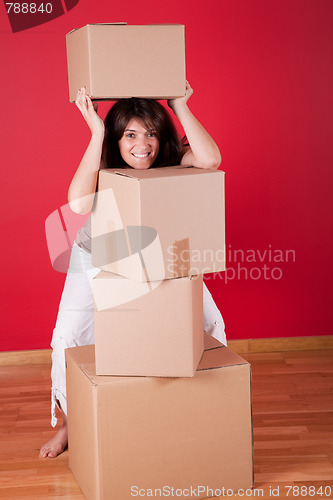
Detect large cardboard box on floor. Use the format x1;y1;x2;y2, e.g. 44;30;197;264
66;342;253;500
93;271;203;377
66;23;185;102
91;166;225;282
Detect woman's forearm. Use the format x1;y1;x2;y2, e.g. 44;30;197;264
173;103;221;169
168;81;221;170
68;88;106;214
68;132;104;214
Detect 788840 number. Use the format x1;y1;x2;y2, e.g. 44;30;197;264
6;3;53;13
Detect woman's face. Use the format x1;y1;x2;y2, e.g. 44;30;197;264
118;118;160;169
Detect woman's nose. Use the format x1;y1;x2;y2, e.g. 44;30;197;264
136;135;149;147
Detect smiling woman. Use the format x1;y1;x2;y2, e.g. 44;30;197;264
68;83;221;215
102;97;185;171
40;84;226;459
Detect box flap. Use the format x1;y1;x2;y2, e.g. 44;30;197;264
66;345;95;369
67;23;127;35
113;170;140;179
68;23;185;36
101;166;223;181
66;343;249;387
197;345;249;370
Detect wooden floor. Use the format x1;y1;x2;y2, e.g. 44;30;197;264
0;350;332;499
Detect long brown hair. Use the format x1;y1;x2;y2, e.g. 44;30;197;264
102;98;185;168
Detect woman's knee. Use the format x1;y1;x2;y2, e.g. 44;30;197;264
51;310;94;347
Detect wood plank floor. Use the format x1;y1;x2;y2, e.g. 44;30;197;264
0;349;332;499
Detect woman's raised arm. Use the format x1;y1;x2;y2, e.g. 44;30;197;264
68;88;105;214
168;81;221;170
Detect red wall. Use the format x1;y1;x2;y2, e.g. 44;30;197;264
1;0;332;351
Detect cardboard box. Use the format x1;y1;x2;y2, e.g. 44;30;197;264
66;342;254;500
66;23;186;102
91;166;225;281
93;271;203;377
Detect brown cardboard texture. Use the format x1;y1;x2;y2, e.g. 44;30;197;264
93;271;203;377
66;342;253;500
91;166;225;281
66;24;185;102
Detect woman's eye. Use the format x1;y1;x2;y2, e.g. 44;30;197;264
126;133;135;138
148;132;156;137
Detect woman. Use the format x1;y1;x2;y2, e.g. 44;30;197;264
40;82;226;458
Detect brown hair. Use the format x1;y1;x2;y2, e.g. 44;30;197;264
102;98;185;168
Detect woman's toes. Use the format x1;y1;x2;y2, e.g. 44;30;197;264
39;446;49;457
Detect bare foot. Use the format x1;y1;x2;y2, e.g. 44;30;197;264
40;422;68;458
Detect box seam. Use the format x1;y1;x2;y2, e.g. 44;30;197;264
80;364;98;385
249;364;255;488
93;387;102;499
87;25;93;94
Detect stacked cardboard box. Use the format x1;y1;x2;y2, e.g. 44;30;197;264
66;23;253;499
93;271;203;377
66;23;186;101
66;341;253;500
91;166;225;281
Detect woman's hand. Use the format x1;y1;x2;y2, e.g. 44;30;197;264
75;87;105;137
167;81;193;112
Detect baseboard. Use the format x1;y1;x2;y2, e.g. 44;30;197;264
228;335;333;353
0;336;332;366
0;349;51;366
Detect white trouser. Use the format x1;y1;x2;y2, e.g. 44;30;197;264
50;243;226;427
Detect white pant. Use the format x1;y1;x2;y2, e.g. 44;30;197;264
50;243;226;427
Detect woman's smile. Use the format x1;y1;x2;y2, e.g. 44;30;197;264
132;152;151;158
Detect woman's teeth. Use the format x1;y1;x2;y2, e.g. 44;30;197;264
132;153;150;158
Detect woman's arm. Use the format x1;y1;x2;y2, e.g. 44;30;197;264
68;87;105;214
168;81;221;170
